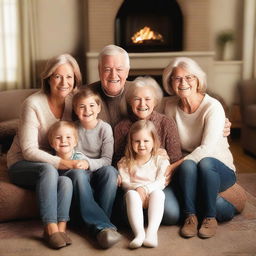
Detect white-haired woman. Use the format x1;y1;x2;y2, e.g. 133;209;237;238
7;54;85;249
114;76;183;225
162;57;246;239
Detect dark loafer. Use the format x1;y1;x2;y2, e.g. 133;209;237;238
96;228;122;249
60;232;72;245
43;232;66;249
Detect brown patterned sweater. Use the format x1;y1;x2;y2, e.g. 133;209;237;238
113;111;183;166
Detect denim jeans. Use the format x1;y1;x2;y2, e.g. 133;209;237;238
161;186;180;225
64;165;118;236
8;160;73;224
177;158;236;220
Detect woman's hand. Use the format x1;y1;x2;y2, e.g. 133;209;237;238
117;174;122;187
164;158;184;185
136;186;149;209
223;118;232;137
59;159;89;170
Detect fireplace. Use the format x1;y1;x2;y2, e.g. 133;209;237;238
115;0;183;52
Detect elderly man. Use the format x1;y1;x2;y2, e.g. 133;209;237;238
88;45;131;128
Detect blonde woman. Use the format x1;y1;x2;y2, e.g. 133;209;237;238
7;54;84;249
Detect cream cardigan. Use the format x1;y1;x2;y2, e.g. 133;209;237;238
7;91;73;169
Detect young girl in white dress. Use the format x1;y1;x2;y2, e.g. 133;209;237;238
117;120;170;249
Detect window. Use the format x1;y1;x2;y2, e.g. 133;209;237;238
0;0;18;85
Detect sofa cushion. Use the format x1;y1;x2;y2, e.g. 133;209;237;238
0;155;39;222
245;104;256;127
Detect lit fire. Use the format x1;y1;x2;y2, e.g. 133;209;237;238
131;26;164;44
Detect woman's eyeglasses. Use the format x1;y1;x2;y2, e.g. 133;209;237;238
171;75;196;84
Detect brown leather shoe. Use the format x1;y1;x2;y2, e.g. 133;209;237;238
198;218;218;238
60;232;72;245
43;231;66;249
96;228;122;249
180;215;198;238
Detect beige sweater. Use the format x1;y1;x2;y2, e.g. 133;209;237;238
7;91;73;169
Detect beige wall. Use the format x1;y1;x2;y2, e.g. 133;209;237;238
35;0;243;60
36;0;83;60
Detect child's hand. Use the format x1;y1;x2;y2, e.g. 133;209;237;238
59;159;89;170
136;187;149;209
74;160;89;170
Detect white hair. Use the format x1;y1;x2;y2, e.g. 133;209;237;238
162;57;207;95
98;44;130;69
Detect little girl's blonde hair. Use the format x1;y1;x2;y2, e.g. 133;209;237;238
48;120;78;146
125;120;160;170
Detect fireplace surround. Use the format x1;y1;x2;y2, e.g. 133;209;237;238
115;0;183;52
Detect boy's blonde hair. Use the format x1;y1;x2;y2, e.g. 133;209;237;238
48;121;78;146
125;120;160;169
72;88;102;109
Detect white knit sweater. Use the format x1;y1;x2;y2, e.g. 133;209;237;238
164;94;235;171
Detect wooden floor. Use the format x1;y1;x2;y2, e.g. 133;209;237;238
229;130;256;174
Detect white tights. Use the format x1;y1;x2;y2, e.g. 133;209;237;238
125;189;165;249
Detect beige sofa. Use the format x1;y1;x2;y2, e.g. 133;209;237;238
0;88;39;222
0;88;38;153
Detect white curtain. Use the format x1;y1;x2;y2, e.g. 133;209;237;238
0;0;38;91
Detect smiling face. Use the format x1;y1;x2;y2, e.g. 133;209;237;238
130;87;156;120
171;67;198;99
50;126;77;158
131;129;154;160
99;54;129;96
49;63;75;99
74;96;101;128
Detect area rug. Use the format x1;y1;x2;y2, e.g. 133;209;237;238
0;172;256;256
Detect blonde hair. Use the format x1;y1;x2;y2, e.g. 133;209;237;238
48;121;78;146
121;76;163;116
162;57;207;96
125;120;160;169
41;54;82;95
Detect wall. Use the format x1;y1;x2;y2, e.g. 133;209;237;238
35;0;87;77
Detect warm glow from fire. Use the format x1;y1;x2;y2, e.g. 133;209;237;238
131;26;164;44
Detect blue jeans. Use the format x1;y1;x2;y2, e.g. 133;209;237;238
177;158;236;221
64;166;118;236
161;186;180;225
8;160;73;224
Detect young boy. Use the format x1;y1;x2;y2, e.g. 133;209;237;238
71;88;121;248
72;88;114;171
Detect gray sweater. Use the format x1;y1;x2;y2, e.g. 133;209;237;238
75;119;114;171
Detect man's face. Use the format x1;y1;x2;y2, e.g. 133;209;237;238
99;55;129;96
